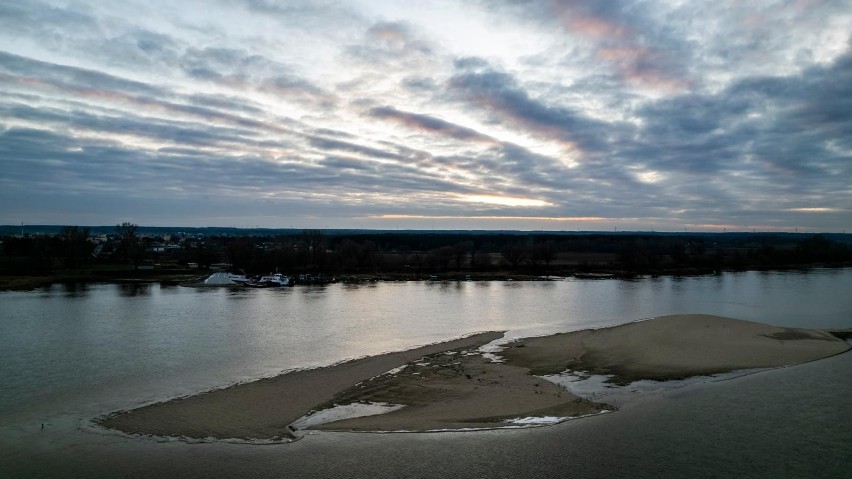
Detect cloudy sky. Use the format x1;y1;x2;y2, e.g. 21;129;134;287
1;1;850;231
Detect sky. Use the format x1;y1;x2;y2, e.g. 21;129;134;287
1;0;851;232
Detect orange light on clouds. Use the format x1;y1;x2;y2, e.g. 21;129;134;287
366;214;607;222
459;194;553;207
787;208;841;213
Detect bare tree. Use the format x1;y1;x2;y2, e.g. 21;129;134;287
116;222;144;269
530;241;557;267
500;242;527;268
432;246;454;271
452;241;473;271
226;237;255;270
302;229;325;265
59;226;91;269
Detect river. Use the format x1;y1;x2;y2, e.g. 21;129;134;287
2;268;851;477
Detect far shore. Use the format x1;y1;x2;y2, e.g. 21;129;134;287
0;271;552;291
98;315;850;439
0;270;579;292
0;271;202;291
5;263;851;291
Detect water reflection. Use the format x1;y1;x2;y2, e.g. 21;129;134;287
116;283;151;297
300;286;329;302
226;289;254;299
341;282;381;291
426;280;465;292
500;281;525;289
60;282;89;298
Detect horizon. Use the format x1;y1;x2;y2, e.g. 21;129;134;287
3;223;849;237
1;2;851;232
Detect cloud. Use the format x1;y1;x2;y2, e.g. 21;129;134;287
0;1;850;230
0;50;163;98
173;46;339;106
308;136;403;161
79;28;182;72
0;1;98;38
448;66;625;154
620;43;852;216
367;106;496;143
344;20;436;70
259;75;338;106
365;21;433;56
489;0;695;91
0;50;305;135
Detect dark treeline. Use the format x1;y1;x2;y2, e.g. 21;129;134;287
2;225;851;278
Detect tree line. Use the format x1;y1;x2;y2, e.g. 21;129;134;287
2;225;851;277
195;230;852;276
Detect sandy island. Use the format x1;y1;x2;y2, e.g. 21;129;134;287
99;315;849;439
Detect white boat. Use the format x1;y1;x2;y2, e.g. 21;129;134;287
203;272;248;286
249;273;291;287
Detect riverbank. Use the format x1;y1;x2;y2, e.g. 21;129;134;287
97;315;849;439
0;270;203;291
6;262;852;291
0;270;556;291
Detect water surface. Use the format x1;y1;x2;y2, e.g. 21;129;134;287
1;268;851;477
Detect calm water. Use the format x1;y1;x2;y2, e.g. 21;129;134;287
2;268;851;477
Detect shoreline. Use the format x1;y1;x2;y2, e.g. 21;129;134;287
0;271;202;291
5;264;852;291
97;315;850;440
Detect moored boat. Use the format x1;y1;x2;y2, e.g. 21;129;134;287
247;273;291;287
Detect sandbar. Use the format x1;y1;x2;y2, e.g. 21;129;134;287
99;332;505;440
500;314;851;384
309;347;609;432
99;315;850;439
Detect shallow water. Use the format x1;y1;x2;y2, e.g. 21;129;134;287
2;268;851;477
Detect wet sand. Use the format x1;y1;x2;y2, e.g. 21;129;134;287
100;315;849;438
310;348;609;431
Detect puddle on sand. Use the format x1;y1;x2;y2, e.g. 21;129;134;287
504;410;611;427
541;368;771;407
289;402;405;430
505;416;575;426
